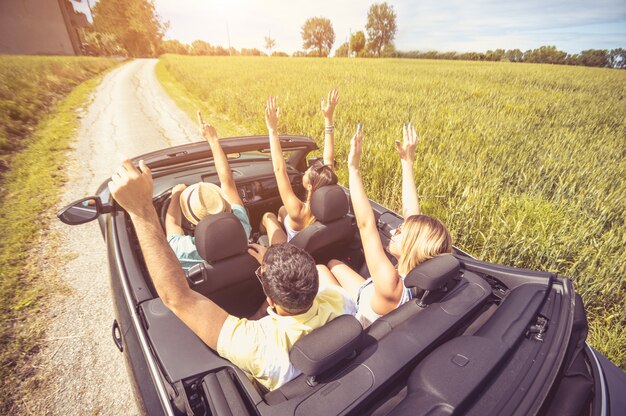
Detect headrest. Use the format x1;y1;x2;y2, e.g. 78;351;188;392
404;254;460;291
310;185;349;223
290;315;362;377
194;212;248;262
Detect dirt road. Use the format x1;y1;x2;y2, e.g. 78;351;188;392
30;59;197;415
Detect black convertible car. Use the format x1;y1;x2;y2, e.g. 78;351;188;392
58;136;626;416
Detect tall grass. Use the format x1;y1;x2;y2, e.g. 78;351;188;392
0;55;117;413
157;55;626;368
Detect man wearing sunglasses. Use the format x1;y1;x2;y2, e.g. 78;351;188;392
108;158;355;391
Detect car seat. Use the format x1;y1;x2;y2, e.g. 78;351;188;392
186;212;264;318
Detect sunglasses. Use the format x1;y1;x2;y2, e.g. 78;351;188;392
255;265;265;287
390;223;403;237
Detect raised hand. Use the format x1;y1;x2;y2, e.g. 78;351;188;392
171;184;187;195
264;96;279;134
321;88;340;119
395;122;419;162
108;160;154;216
197;111;218;142
348;123;363;170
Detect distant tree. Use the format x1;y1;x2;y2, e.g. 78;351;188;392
485;49;505;61
577;49;609;67
190;40;213;55
92;0;168;57
524;46;567;64
159;39;188;55
271;51;289;57
241;48;262;56
213;45;229;56
335;42;349;57
264;36;276;55
609;48;626;69
301;17;335;57
505;49;523;62
350;31;366;56
292;51;308;57
365;2;397;57
228;47;240;56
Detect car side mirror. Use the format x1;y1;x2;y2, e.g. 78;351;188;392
56;196;111;225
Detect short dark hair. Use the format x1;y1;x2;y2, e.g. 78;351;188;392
262;243;318;314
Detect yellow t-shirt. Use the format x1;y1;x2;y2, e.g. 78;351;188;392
217;287;357;391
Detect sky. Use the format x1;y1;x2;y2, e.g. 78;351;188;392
72;0;626;55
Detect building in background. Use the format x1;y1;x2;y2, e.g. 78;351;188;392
0;0;90;55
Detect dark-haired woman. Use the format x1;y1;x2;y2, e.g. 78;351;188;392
261;90;340;244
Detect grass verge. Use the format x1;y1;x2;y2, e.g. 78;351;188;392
0;71;115;414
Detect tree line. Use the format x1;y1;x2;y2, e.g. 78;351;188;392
83;0;625;69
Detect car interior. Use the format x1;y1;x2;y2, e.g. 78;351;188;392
115;146;585;415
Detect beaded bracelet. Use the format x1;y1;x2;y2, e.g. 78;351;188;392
325;125;335;133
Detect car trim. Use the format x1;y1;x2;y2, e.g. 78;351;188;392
111;215;175;416
586;344;607;416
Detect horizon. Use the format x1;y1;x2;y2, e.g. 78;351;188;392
71;0;626;55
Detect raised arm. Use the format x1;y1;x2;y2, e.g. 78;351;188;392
265;96;306;219
347;126;402;306
321;88;340;169
165;184;187;237
198;111;243;206
108;160;228;350
395;123;420;218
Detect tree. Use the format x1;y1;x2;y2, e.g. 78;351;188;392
609;48;626;69
159;39;188;55
365;2;397;57
505;49;523;62
578;49;609;67
349;31;366;57
92;0;167;57
523;46;567;64
241;48;262;56
335;42;349;57
190;40;213;56
264;35;276;55
301;17;335;57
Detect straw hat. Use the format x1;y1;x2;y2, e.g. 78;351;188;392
180;182;231;225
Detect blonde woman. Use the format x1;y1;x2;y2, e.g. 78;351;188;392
319;123;452;327
261;92;339;244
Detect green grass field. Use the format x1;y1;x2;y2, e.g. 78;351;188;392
157;55;626;368
0;55;117;413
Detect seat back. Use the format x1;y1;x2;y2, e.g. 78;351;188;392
189;212;264;318
289;185;355;261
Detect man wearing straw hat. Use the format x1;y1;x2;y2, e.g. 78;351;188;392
165;112;251;270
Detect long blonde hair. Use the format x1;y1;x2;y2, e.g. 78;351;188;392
398;215;452;276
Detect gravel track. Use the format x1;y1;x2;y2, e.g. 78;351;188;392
29;59;197;415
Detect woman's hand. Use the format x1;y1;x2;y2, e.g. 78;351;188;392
348;123;363;170
171;184;187;195
264;96;279;134
395;122;418;162
197;111;218;142
321;88;340;120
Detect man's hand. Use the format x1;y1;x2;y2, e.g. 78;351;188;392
321;88;340;120
108;160;154;217
264;96;279;134
395;122;419;162
247;243;267;265
197;111;218;142
348;124;363;171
